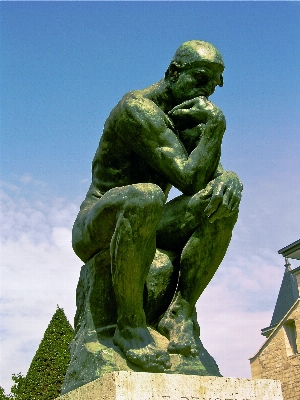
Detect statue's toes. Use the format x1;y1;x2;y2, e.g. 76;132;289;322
156;350;171;370
126;348;171;372
167;340;191;357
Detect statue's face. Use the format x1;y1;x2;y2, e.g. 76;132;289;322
171;62;224;104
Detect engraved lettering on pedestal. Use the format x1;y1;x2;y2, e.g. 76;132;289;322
161;397;200;399
160;397;254;400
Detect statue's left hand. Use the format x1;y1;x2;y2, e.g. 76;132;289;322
199;172;243;223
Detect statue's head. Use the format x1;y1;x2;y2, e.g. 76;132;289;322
165;40;225;103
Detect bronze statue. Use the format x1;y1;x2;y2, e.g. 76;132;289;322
64;40;242;391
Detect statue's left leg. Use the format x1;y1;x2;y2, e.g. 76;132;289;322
156;193;238;356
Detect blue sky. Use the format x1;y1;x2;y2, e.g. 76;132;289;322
1;1;300;393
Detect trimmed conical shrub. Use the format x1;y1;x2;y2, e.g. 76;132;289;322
19;306;74;400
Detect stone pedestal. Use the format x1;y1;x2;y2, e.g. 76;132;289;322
56;371;283;400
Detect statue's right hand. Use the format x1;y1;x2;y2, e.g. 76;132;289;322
168;96;224;130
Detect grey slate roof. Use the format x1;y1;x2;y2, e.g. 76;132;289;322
270;261;299;326
261;260;299;337
261;260;299;336
261;240;300;337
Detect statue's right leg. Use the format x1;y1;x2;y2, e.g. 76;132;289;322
72;183;170;372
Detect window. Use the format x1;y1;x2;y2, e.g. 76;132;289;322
283;320;298;356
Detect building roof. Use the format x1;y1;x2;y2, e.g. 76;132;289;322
261;261;299;337
270;261;299;326
278;239;300;260
261;240;300;337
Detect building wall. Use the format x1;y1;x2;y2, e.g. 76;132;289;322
250;301;300;400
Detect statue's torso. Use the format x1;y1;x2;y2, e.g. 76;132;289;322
80;92;172;210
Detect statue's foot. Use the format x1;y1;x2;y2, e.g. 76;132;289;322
158;293;201;357
159;316;200;357
168;320;200;357
113;326;171;372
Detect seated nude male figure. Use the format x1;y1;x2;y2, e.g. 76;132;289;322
72;40;243;372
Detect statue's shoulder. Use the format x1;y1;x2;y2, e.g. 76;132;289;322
119;90;166;123
105;90;143;123
104;88;166;143
118;89;148;110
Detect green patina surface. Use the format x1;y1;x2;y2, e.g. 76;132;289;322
62;40;242;394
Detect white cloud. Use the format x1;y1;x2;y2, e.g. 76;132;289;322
196;259;277;378
19;173;34;185
0;180;82;392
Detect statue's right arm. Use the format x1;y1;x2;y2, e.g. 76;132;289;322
116;94;226;195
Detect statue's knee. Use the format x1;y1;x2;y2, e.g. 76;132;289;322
72;223;90;263
128;183;165;211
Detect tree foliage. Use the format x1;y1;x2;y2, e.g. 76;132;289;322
0;374;26;400
1;306;74;400
21;306;74;399
0;386;11;400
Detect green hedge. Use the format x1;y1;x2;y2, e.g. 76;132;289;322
18;306;74;400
